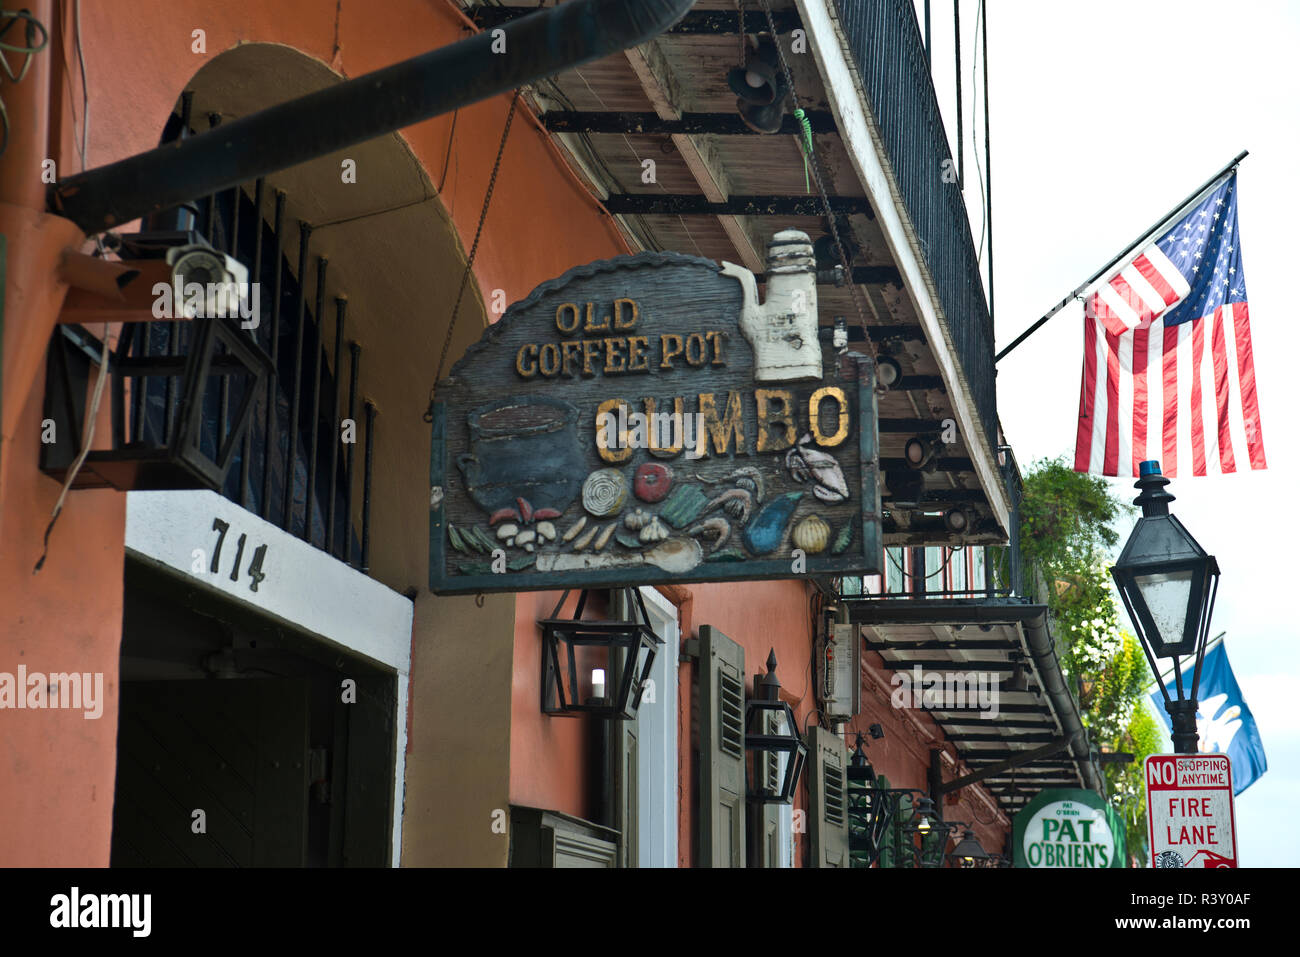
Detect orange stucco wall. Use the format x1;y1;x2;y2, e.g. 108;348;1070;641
1;0;627;865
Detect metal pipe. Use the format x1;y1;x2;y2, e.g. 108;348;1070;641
240;176;265;509
981;0;993;329
1021;611;1104;794
326;297;346;556
261;190;286;519
361;400;376;574
953;0;962;189
305;256;328;543
995;149;1249;362
205;113;221;245
283;222;312;532
48;0;697;233
344;342;360;564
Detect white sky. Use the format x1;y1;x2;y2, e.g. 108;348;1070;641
918;0;1299;866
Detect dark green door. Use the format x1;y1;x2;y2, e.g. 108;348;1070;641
110;678;310;867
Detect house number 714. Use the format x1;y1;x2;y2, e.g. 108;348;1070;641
210;517;269;592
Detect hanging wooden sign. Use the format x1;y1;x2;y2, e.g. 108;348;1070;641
429;230;881;594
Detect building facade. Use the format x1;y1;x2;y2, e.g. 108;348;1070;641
0;0;1098;867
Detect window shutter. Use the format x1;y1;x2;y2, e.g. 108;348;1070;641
609;591;639;867
806;726;849;867
697;625;745;868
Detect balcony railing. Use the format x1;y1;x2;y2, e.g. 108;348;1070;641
834;0;997;457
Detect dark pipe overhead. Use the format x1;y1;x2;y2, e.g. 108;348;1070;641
48;0;695;234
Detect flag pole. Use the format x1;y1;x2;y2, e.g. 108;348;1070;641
995;150;1249;363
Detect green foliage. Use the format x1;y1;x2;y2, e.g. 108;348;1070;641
1016;457;1158;862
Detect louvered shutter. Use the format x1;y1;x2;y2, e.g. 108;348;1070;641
610;590;639;867
697;625;745;867
807;726;849;867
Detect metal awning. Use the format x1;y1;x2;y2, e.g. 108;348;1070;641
845;597;1104;813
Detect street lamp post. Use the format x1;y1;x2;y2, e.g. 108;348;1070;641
1110;461;1220;754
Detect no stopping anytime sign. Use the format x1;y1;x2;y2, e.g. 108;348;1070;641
1145;754;1238;868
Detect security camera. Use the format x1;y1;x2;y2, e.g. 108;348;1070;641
165;242;251;322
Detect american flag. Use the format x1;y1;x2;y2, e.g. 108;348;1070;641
1074;172;1266;477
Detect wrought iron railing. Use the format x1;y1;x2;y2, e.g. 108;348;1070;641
833;0;998;458
126;93;379;574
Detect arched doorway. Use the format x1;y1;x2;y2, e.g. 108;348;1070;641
110;43;483;866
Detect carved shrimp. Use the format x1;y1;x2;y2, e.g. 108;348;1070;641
701;487;753;525
686;517;731;552
700;466;765;504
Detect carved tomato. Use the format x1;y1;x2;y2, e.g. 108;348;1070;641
633;463;673;503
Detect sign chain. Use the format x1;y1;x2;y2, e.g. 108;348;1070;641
425;89;521;423
758;0;874;352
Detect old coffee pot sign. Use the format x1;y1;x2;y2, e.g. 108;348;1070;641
429;229;881;594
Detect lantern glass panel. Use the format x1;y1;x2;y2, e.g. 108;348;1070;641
1133;569;1193;651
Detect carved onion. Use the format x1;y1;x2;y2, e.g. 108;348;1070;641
582;468;628;517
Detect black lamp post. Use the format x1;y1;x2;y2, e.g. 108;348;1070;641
1111;460;1220;753
744;650;807;804
539;588;662;720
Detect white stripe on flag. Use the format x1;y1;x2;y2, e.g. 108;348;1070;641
1200;310;1221;475
1116;330;1134;475
1119;263;1166;321
1175;320;1193;479
1096;281;1142;330
1089;314;1109;474
1145;317;1166;467
1221;304;1250;475
1144;244;1192;301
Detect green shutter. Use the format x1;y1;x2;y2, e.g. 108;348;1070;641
806;726;849;867
610;591;639;867
697;625;745;867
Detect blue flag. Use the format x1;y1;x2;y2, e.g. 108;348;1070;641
1153;642;1267;794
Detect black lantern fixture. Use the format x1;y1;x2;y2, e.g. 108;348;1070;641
539;588;662;720
1111;460;1220;753
948;828;990;868
848;731;897;868
726;38;790;134
41;315;271;491
899;794;957;868
744;650;807;804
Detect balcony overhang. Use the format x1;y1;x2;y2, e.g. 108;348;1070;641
847;597;1104;812
467;0;1010;548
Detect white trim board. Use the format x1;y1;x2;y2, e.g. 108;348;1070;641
795;0;1011;535
124;488;413;866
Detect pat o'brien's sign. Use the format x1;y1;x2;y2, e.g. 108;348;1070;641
1013;789;1126;868
428;230;881;594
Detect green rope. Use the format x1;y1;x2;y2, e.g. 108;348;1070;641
794;107;814;193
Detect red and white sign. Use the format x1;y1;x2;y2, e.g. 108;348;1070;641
1145;754;1238;868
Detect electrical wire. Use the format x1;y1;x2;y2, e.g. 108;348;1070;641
0;7;50;160
970;0;988;267
34;0;106;574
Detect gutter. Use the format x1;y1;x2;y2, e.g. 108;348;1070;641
1021;608;1105;795
47;0;694;234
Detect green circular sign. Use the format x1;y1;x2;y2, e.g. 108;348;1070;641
1013;789;1125;868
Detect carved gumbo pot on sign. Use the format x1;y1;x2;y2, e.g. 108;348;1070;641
456;395;584;523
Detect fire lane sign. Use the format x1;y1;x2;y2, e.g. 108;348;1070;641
1145;754;1238;868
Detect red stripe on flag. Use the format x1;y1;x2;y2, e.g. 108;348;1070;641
1232;302;1267;469
1132;325;1150;475
1211;308;1237;474
1189;317;1207;476
1162;323;1179;477
1074;314;1098;472
1103;328;1121;475
1134;254;1181;307
1109;274;1154;324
